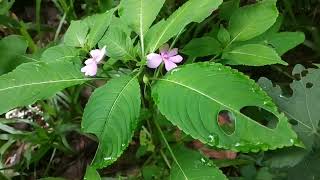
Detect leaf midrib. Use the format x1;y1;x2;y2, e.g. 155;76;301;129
228;50;279;62
0;78;91;92
99;76;137;138
150;1;192;52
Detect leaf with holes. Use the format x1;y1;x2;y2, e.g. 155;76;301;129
259;64;320;150
170;146;227;180
228;0;278;42
145;0;223;53
0;61;88;115
152;62;299;152
82;75;141;168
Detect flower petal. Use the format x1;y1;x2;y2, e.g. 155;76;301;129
84;58;95;65
147;53;162;69
168;48;178;57
164;60;177;71
160;44;169;55
81;63;97;76
90;46;106;63
168;55;183;63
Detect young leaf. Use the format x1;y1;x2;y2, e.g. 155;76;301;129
217;26;231;46
85;9;115;48
119;0;165;37
170;146;227;180
152;62;299;152
222;44;287;66
98;23;136;61
40;45;82;62
228;0;278;42
0;35;28;75
267;32;305;55
259;64;320;150
145;0;223;52
182;37;222;57
63;20;89;47
82;75;141;169
0;61;88;114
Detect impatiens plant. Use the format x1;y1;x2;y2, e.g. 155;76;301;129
0;0;311;179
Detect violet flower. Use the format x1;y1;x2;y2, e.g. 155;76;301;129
81;46;106;76
147;44;183;71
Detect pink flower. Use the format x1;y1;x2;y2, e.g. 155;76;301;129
147;44;183;71
81;46;106;76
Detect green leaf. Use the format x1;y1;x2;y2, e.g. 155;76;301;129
222;44;287;66
219;0;240;21
145;0;223;52
63;20;89;47
85;9;115;48
182;37;222;57
98;22;136;61
119;0;165;36
170;146;227;180
228;0;278;42
267;32;305;55
258;64;320;150
40;45;82;62
0;61;88;114
263;147;307;168
0;35;28;75
84;166;101;180
0;0;14;15
152;62;299;152
82;75;141;168
287;151;320;180
217;25;231;46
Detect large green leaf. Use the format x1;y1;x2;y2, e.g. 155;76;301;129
182;37;222;57
145;0;223;52
228;0;278;42
85;9;114;48
170;146;227;180
222;44;287;66
40;45;82;62
219;0;240;21
259;65;320;150
266;32;305;55
0;61;88;114
82;75;141;168
63;20;89;47
152;63;299;152
119;0;165;37
98;22;136;61
0;35;28;75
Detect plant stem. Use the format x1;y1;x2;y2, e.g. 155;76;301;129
154;120;188;179
36;0;42;34
54;12;67;41
19;21;37;53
